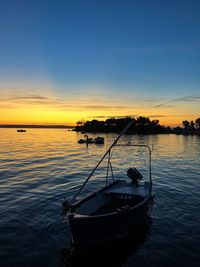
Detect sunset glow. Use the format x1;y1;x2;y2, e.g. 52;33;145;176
1;82;199;126
0;1;199;127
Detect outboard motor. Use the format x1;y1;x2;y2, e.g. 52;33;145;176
127;168;143;183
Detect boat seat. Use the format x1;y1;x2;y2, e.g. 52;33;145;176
104;181;150;198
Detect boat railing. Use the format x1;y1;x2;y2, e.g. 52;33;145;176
115;144;152;190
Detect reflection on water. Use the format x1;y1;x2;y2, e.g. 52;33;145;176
0;129;200;266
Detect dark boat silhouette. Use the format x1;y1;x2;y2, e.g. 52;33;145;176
17;129;26;132
62;121;153;249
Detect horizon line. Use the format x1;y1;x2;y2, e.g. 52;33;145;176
0;124;74;129
0;122;182;128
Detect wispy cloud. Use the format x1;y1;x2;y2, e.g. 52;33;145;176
0;95;63;108
0;104;16;109
174;96;200;102
152;95;200;108
148;115;169;118
9;95;49;100
0;93;135;111
81;105;132;110
0;95;50;102
89;114;171;119
88;114;138;119
152;103;174;108
2;93;200;110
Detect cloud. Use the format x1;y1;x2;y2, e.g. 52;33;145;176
148;115;169;118
0;93;136;111
0;104;16;109
0;95;49;102
152;103;174;108
0;95;64;107
173;96;200;102
81;105;133;110
89;114;171;119
152;95;200;108
9;95;49;100
88;115;138;119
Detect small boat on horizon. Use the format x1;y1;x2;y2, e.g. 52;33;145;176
62;121;153;249
17;129;26;132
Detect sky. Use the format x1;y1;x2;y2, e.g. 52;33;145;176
0;0;200;126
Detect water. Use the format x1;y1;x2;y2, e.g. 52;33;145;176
0;129;200;266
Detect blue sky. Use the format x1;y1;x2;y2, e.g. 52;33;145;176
0;0;200;125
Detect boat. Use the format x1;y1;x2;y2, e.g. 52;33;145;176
62;121;153;248
17;129;26;132
94;136;104;144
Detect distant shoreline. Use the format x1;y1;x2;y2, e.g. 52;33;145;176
74;117;200;136
0;125;73;129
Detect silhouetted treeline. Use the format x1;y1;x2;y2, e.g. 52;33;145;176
173;117;200;135
74;117;170;134
74;116;200;135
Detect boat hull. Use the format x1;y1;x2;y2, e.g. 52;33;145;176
68;195;151;248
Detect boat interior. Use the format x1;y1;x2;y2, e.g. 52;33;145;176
73;180;150;216
92;193;144;215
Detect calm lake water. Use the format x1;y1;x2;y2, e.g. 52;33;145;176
0;129;200;267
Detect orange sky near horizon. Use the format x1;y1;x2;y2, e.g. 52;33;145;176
0;85;199;127
0;108;197;127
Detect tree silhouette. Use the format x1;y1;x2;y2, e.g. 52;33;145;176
136;116;150;125
195;118;200;129
76;121;83;126
190;120;195;130
182;120;190;129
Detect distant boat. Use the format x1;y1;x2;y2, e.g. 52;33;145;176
62;121;153;248
17;129;26;132
94;136;104;144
